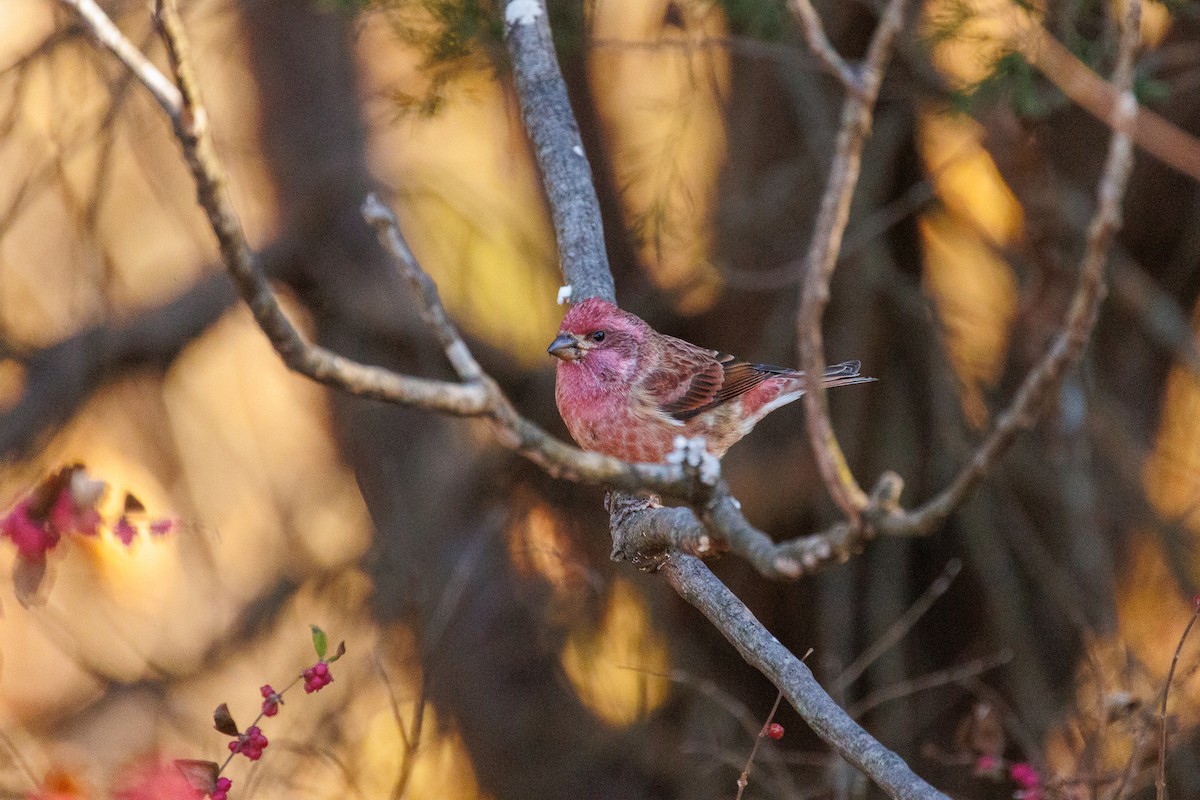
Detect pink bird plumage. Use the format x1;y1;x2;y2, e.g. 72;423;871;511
548;298;873;464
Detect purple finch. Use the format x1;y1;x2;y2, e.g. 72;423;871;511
549;298;873;464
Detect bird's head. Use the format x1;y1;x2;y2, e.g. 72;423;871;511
547;298;645;378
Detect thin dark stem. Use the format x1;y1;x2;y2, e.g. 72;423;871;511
847;650;1012;718
834;559;962;692
1157;602;1200;800
735;690;786;800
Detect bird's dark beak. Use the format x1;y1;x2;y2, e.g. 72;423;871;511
547;333;581;361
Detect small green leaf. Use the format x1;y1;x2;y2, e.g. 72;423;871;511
328;641;347;663
213;703;239;736
311;625;328;659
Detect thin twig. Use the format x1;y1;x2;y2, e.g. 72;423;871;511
834;559;962;692
795;0;911;519
847;650;1013;719
1016;24;1200;183
0;731;39;790
787;0;860;92
1157;601;1200;800
57;0;182;113
735;690;787;800
589;34;816;71
372;652;428;800
362;195;482;383
876;0;1142;538
622;666;802;797
395;671;428;800
1111;712;1155;800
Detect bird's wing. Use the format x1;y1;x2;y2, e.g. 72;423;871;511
647;336;790;422
649;338;869;422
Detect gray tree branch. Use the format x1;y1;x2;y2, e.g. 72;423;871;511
662;555;948;800
501;0;615;305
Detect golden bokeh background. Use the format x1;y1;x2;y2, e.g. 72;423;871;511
0;0;1198;796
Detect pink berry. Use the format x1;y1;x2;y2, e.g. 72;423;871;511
49;491;76;533
260;685;281;716
765;723;784;740
2;502;58;559
313;662;328;677
75;508;102;537
113;516;137;546
216;777;232;792
1009;762;1040;790
229;727;269;760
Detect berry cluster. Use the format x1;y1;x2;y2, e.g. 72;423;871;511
302;661;333;694
210;777;233;800
0;465;176;561
1;467;104;559
228;726;269;761
259;684;282;717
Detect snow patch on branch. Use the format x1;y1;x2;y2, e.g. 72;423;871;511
505;0;543;26
557;285;573;305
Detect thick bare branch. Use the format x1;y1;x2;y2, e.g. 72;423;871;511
0;272;235;458
663;555;950;800
501;0;614;304
795;0;911;519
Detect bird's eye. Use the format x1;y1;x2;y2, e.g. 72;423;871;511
590;330;606;343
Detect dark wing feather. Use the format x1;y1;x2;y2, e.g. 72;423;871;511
648;333;792;421
651;343;866;422
642;337;726;417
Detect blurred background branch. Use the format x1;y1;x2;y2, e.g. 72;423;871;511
2;0;1200;797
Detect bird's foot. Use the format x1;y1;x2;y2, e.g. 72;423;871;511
666;435;721;486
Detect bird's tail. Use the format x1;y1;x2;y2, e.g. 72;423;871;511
820;360;876;389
